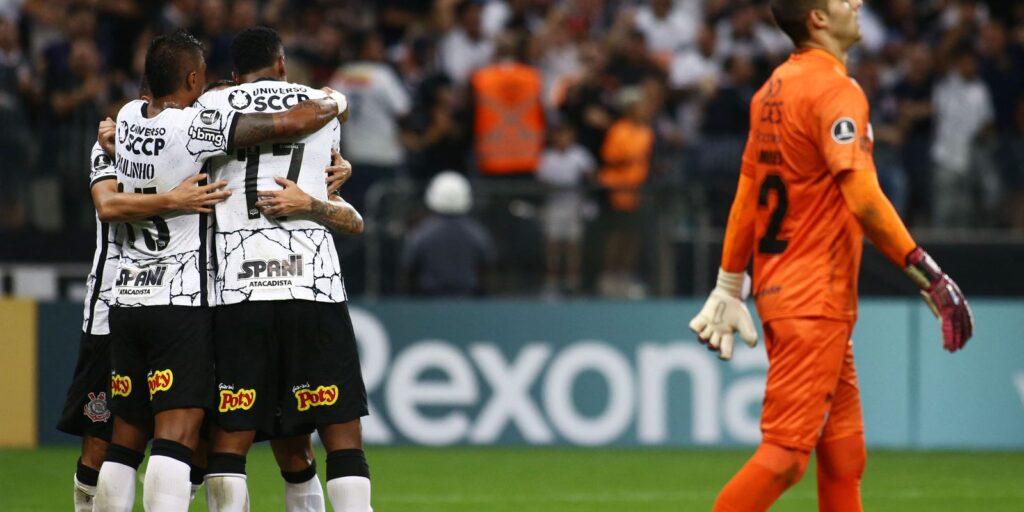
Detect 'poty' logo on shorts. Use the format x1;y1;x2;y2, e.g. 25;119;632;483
111;374;132;397
147;369;174;397
295;385;339;411
219;388;256;412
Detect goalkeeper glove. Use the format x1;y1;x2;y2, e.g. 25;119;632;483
689;269;758;361
904;247;974;352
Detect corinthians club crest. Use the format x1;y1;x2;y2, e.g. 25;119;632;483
83;391;110;423
229;90;252;110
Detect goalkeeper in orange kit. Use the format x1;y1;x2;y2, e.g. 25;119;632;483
687;0;974;511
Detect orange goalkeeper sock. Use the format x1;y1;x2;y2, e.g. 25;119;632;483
816;434;866;512
713;442;810;512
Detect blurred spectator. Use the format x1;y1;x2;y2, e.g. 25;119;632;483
289;12;344;86
157;0;199;35
536;122;596;296
598;86;654;298
400;171;497;296
228;0;260;35
693;53;755;225
331;30;411;213
439;0;494;86
0;16;34;229
893;42;936;226
713;2;790;61
931;45;996;227
856;55;908;216
633;0;699;65
606;28;660;88
469;32;544;178
668;22;722;144
999;98;1024;230
197;0;233;80
400;73;467;183
557;42;614;160
50;37;108;230
978;21;1024;134
532;6;582;109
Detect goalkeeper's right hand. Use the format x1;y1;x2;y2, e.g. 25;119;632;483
689;269;758;361
904;247;974;352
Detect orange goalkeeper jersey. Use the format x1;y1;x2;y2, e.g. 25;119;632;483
742;49;876;322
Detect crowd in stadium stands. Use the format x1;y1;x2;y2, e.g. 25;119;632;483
0;0;1022;296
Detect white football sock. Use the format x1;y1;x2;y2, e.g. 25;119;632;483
205;474;250;512
94;461;137;512
285;474;325;512
142;455;191;512
74;474;96;512
326;476;372;512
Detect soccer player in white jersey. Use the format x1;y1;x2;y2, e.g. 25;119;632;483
93;30;347;512
194;26;371;512
59;77;233;512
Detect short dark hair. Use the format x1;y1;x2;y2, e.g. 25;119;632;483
138;75;151;98
769;0;827;45
204;78;237;92
231;26;282;76
145;30;204;98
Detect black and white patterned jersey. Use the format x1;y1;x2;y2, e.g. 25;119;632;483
196;80;346;305
112;100;239;307
82;142;120;334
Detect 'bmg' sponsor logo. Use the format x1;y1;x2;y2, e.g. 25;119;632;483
147;369;174;397
219;388;256;412
294;385;339;411
111;374;132;397
237;255;303;288
188;125;226;147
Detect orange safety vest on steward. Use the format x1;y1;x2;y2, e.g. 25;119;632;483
471;63;545;175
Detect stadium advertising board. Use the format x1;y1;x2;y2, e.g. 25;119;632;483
30;300;1024;448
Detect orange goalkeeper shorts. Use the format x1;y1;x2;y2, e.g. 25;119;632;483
760;317;864;452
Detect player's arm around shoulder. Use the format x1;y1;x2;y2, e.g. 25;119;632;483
254;149;363;234
91;119;230;222
231;87;348;148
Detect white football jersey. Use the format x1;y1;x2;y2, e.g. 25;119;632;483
82;142;121;334
112;100;239;307
197;80;346;305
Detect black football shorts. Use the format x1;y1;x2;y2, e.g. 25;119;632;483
107;306;215;420
212;300;368;438
57;332;113;440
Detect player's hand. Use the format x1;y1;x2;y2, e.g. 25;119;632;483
325;149;352;196
321;87;349;122
256;177;313;218
167;174;230;214
689;269;758;361
905;248;974;352
98;117;116;156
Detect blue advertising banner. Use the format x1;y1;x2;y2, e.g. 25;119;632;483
35;300;1024;448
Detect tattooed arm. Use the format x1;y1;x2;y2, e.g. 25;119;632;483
255;176;364;234
230;87;347;149
311;195;364;234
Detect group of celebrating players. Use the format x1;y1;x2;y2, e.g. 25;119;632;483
57;26;372;512
53;0;979;511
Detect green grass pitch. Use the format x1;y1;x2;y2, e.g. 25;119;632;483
2;446;1023;511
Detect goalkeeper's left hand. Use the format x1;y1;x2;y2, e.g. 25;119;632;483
689;269;758;361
